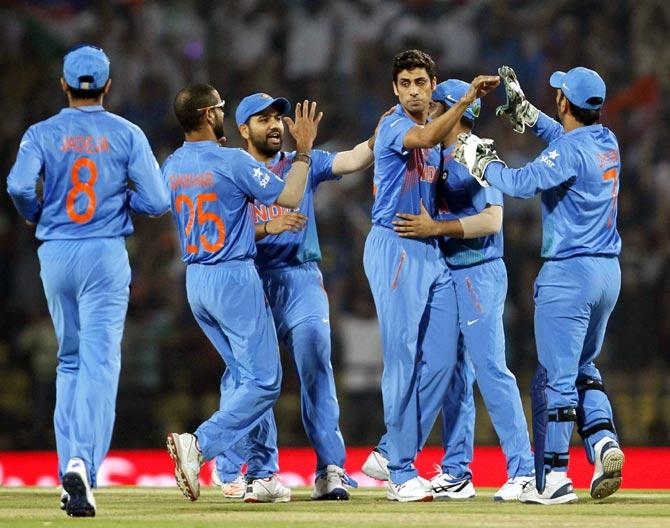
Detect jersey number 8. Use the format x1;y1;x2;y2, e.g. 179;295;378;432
66;157;97;224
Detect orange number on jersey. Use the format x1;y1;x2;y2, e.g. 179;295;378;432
175;193;226;254
66;157;98;224
602;168;618;228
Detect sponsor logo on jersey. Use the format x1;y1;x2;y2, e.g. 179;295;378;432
540;149;560;168
252;167;271;188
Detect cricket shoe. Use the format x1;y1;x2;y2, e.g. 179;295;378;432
387;476;433;502
494;475;535;501
211;467;246;499
430;470;476;500
311;464;358;500
590;437;624;499
62;457;96;517
166;432;204;501
519;471;578;505
59;490;68;510
361;449;390;481
243;474;291;503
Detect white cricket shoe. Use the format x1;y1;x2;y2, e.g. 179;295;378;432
387;476;433;502
590;437;624;499
62;457;96;517
362;449;390;481
494;475;535;501
519;471;578;505
243;474;291;503
430;472;476;500
166;432;204;501
311;465;354;500
211;467;246;499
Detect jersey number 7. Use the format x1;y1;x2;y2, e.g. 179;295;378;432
602;168;618;229
175;193;226;254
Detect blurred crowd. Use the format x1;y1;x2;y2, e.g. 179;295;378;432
1;0;669;452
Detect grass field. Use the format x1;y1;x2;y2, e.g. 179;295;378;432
1;487;669;528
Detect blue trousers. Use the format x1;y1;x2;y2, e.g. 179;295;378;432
38;237;130;487
534;256;620;469
364;226;459;484
187;260;282;462
442;260;533;478
215;261;345;480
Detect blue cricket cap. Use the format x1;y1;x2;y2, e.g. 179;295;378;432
63;44;110;90
432;79;481;121
549;67;606;110
235;93;291;127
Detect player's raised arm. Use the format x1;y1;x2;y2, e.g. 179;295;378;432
275;100;322;208
403;75;500;149
331;107;394;175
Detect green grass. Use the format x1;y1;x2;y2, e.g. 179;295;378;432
1;487;669;527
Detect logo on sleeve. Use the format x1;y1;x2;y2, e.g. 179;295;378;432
541;149;560;168
252;167;270;188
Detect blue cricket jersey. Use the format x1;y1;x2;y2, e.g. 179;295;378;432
7;105;169;240
485;112;621;259
253;149;338;270
162;141;285;265
372;104;441;228
437;144;504;267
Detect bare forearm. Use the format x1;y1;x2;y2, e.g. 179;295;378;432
276;159;309;208
332;141;374;175
405;99;470;149
458;206;503;238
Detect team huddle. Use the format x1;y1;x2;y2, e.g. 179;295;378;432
6;45;624;517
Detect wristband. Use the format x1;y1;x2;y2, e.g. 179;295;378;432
295;152;312;167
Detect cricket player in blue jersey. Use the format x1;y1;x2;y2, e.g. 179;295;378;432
210;92;380;501
363;79;534;501
6;45;169;517
360;49;499;502
455;65;624;504
164;84;321;504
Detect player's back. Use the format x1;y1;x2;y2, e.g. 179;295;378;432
540;124;621;259
163;142;284;265
22;106;155;240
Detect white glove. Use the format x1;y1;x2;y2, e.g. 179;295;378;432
453;133;506;187
495;65;539;134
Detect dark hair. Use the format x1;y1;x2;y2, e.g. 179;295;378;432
567;98;601;126
174;83;218;132
392;49;436;83
460;116;474;130
67;76;106;100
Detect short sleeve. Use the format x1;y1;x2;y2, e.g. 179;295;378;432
232;149;285;206
310;149;339;187
379;115;416;155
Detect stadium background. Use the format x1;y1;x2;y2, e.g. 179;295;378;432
0;0;668;471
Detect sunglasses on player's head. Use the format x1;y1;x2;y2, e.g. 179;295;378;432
197;100;225;113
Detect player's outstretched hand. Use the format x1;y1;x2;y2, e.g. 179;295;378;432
495;65;539;133
393;201;438;238
266;212;308;235
453;133;506;187
463;75;501;104
284;100;323;153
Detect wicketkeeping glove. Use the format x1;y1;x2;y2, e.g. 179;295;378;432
495;65;539;134
453;133;506;187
